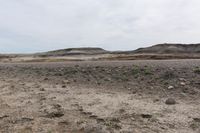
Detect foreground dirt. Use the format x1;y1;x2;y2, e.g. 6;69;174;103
0;60;200;133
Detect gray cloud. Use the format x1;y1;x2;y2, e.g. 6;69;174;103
0;0;200;53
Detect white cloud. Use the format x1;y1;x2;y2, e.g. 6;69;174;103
0;0;200;53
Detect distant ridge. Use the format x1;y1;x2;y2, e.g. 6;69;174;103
36;47;109;57
35;44;200;57
2;43;200;61
134;43;200;54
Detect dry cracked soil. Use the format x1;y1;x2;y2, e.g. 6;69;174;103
0;60;200;133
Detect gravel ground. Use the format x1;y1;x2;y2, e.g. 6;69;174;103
0;60;200;133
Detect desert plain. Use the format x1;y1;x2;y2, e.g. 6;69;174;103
0;59;200;133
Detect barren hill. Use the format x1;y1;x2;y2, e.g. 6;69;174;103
134;43;200;54
36;47;109;57
2;44;200;62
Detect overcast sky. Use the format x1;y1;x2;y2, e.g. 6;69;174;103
0;0;200;53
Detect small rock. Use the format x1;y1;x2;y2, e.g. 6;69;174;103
62;85;66;88
83;124;108;133
168;86;174;90
0;115;9;119
104;78;111;82
58;120;69;125
89;115;98;119
180;82;186;86
109;117;120;123
165;98;176;105
179;78;186;81
131;117;135;121
43;104;64;118
119;108;125;113
39;88;45;91
96;118;105;123
44;78;48;81
141;114;152;119
153;99;159;103
193;118;200;122
75;65;79;67
96;82;101;85
132;91;137;94
63;80;70;84
181;92;187;97
120;130;134;133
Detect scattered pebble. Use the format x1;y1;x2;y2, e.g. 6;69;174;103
62;85;66;88
180;82;186;86
179;78;186;81
165;98;176;105
168;86;174;90
63;80;70;84
43;104;64;118
153;99;159;103
43;78;48;81
39;88;45;91
193;118;200;122
141;114;152;119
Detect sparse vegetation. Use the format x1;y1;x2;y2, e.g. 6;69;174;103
162;70;176;79
104;118;121;130
193;66;200;74
132;65;153;76
143;67;153;75
132;65;140;75
47;130;52;133
190;121;200;130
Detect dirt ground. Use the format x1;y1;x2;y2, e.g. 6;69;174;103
0;60;200;133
